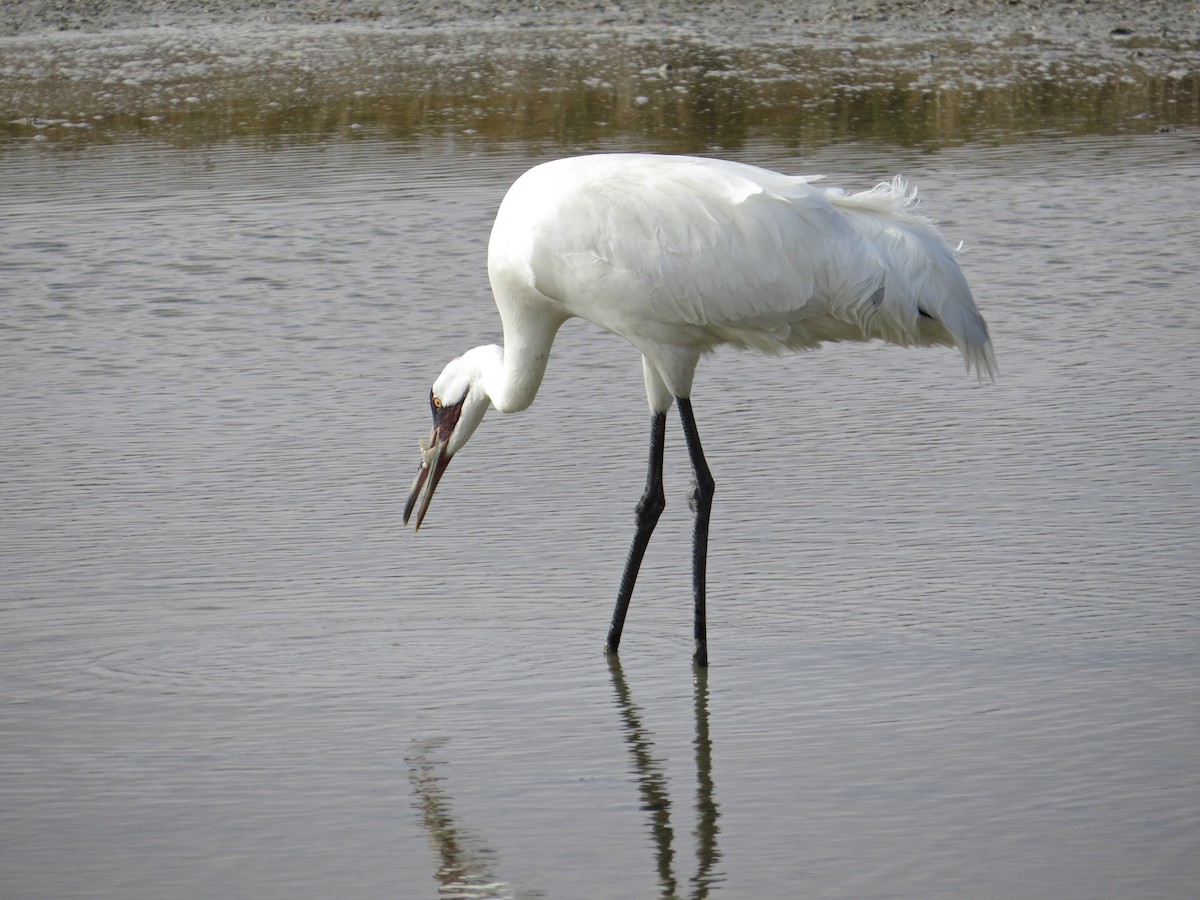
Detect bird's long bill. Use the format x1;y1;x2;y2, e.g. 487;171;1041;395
403;440;451;531
403;399;462;531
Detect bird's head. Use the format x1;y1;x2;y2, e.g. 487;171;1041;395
403;346;499;531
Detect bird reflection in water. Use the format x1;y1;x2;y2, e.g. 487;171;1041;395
408;667;722;898
406;736;522;900
608;656;724;898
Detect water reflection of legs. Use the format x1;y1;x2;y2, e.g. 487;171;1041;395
406;736;521;899
690;664;722;898
607;656;723;898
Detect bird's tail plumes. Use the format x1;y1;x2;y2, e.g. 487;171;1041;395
826;175;926;226
830;175;997;383
960;330;998;383
842;175;922;216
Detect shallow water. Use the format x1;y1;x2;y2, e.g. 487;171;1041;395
3;25;1200;900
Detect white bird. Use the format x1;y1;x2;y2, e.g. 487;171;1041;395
404;153;995;666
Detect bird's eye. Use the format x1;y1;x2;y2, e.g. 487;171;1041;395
432;396;443;410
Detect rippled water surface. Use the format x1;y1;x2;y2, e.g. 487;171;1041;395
3;26;1199;899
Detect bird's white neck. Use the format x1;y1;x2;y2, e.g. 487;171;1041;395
475;307;565;415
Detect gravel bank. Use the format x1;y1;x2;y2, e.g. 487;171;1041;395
4;0;1197;42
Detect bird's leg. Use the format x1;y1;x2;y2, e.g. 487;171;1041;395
605;411;667;657
677;398;715;667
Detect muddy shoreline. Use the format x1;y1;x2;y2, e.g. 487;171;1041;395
4;1;1196;148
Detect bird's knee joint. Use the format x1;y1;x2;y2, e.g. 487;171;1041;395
635;491;666;523
687;476;715;513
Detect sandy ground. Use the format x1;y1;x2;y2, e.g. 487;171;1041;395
4;0;1198;41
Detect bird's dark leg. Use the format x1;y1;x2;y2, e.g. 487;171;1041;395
605;411;667;657
677;398;715;667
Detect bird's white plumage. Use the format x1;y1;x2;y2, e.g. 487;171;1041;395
406;154;997;661
486;154;994;405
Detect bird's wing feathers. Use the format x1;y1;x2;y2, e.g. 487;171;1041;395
522;156;848;329
493;155;993;375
